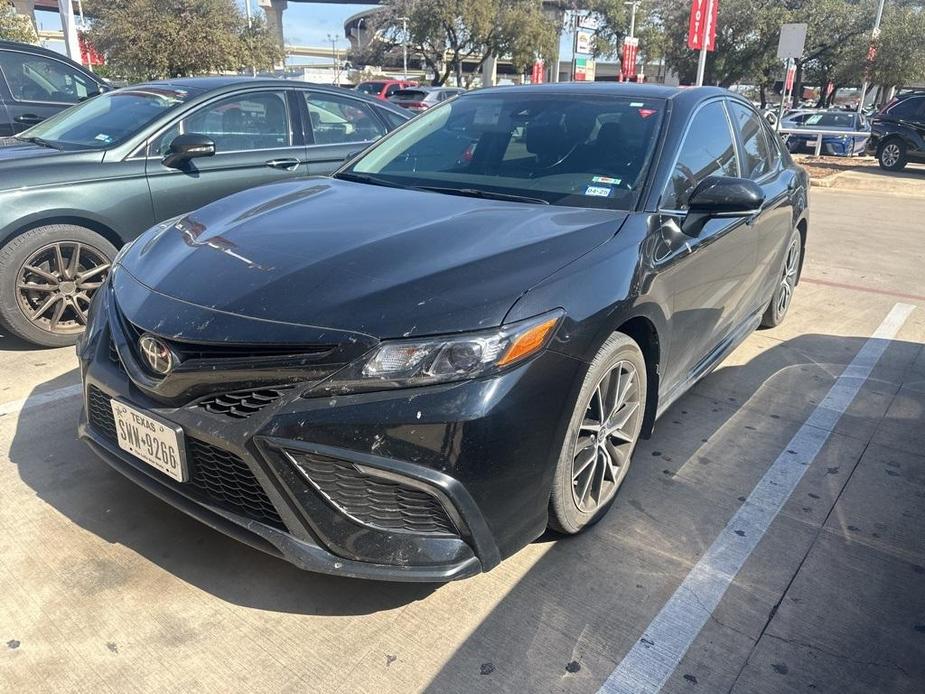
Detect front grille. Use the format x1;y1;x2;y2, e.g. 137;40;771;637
289;451;457;535
86;386;285;530
186;439;284;528
198;387;291;419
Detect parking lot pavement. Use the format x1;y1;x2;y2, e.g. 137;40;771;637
1;188;923;694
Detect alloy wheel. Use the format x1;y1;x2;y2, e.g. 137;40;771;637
571;360;641;513
776;237;800;316
881;143;900;168
16;241;110;336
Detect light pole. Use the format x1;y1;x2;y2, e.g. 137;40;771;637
857;0;886;112
327;34;340;84
398;16;409;80
624;0;640;39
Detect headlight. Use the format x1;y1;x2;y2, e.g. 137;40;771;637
308;310;563;395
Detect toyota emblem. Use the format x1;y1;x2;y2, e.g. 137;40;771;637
138;334;173;375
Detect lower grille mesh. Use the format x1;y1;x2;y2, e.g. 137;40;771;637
86;386;285;530
290;451;457;535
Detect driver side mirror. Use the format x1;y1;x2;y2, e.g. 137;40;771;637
162;133;216;169
681;176;764;237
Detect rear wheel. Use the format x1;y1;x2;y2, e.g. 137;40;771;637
878;139;907;171
0;225;116;347
549;333;646;534
761;229;802;328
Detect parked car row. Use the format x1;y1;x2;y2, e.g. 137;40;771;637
782;110;870;157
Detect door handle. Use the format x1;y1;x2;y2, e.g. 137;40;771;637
14;114;43;125
265;158;300;171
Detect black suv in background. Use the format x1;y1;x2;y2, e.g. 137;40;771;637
0;40;108;137
868;91;925;170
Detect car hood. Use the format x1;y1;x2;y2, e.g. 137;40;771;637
0;141;103;191
118;177;627;338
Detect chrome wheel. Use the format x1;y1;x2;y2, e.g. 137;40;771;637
571;360;641;513
776;237;800;316
881;143;900;168
16;241;110;335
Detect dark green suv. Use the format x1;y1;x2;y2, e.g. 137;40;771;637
0;76;409;346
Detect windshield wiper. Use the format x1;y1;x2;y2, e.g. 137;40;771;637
414;186;549;205
333;172;409;189
15;136;62;150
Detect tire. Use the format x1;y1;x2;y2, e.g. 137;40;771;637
548;332;647;534
760;228;802;329
0;225;117;348
878;139;907;171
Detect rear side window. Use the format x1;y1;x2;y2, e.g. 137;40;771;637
730;102;772;179
304;92;386;145
0;50;96;104
662;101;739;210
887;97;925;120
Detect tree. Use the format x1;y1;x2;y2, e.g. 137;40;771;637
866;4;925;94
358;0;558;86
0;3;38;44
85;0;282;81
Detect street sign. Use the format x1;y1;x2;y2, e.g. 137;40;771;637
578;15;599;30
622;37;639;78
777;23;807;60
576;30;594;55
688;0;718;52
574;57;596;81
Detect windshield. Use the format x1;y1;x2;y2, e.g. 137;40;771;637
343;92;664;210
356;82;385;95
18;86;194;149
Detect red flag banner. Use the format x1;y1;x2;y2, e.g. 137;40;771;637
688;0;719;52
622;37;639;78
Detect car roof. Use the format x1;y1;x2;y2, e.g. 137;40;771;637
0;39;103;78
129;77;410;116
472;82;725;101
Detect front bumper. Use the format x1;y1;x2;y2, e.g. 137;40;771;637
77;293;584;581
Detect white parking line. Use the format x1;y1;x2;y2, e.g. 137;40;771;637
598;302;916;694
0;383;83;417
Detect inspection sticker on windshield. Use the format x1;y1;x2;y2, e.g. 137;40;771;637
592;176;621;185
473;101;504;126
584;185;613;197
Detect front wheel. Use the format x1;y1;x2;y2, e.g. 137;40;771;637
0;225;116;347
761;228;802;328
548;333;647;534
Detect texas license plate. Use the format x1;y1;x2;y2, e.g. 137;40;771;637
110;400;187;482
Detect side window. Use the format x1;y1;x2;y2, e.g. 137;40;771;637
155;91;291;155
384;84;401;98
662;101;739;210
304;92;386;145
888;97;925;120
0;51;95;104
380;109;408;130
730;102;772;179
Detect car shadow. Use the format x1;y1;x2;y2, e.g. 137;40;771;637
421;331;923;692
6;369;437;616
0;331;49;352
6;331;922;629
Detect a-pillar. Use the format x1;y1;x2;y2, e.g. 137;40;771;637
11;0;37;30
258;0;287;58
481;55;497;88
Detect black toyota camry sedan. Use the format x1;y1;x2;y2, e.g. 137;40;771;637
77;83;808;581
